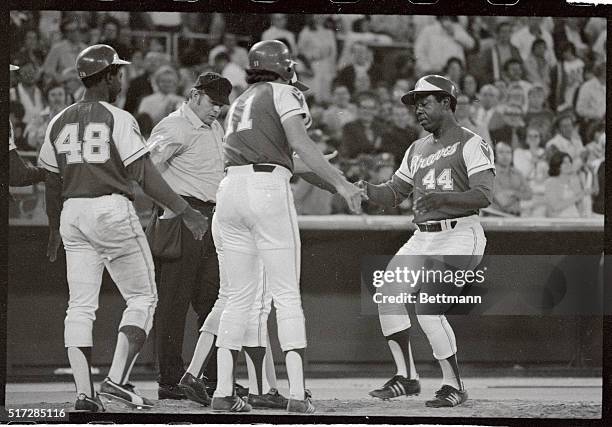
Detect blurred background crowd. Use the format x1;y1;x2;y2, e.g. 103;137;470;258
9;11;606;219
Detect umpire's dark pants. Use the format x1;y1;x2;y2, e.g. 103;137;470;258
154;196;219;386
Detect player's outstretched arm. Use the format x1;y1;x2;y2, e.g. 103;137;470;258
44;171;63;262
283;116;363;213
126;155;208;240
357;175;412;207
9;150;47;187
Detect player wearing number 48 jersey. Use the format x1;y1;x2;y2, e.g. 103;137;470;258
358;75;495;408
37;45;208;412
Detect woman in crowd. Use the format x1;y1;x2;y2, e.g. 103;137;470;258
23;79;68;151
513;126;549;216
543;151;586;218
137;65;183;127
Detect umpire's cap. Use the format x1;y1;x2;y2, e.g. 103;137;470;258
76;44;130;79
247;40;309;92
401;75;458;106
10;64;19;71
193;72;233;106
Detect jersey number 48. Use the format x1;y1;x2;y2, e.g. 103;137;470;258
54;122;111;164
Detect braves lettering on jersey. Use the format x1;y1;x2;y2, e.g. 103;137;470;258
395;127;495;222
38;101;149;200
223;82;312;172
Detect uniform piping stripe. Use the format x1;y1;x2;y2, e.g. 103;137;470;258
470;227;477;257
280;108;302;119
396;170;413;183
440;314;455;354
123;146;148;166
258;266;267;346
284;180;300;284
39;158;60;172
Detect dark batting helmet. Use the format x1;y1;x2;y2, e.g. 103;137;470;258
401;75;458;106
76;44;130;79
247;40;309;91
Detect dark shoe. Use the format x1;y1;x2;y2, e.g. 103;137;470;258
74;393;105;412
158;383;186;400
248;388;288;409
425;384;468;407
286;391;315;414
369;375;421;400
99;377;154;409
178;373;210;406
206;380;249;398
211;395;251;412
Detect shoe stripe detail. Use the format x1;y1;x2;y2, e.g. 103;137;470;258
396;381;406;396
231;397;245;411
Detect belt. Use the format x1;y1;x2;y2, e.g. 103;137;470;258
252;164;277;173
416;219;458;232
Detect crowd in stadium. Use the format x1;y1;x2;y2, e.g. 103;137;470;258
9;11;606;218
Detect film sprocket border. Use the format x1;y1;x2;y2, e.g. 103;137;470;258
2;0;611;425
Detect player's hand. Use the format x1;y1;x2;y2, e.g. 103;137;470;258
181;207;209;240
337;182;366;214
413;192;448;215
356;180;370;199
47;228;62;262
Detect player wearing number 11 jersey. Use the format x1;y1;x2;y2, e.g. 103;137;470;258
38;45;208;412
358;75;495;408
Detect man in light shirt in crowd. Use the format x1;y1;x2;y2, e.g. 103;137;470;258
262;14;297;53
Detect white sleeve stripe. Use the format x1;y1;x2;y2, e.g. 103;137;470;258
39;159;60;172
468;164;495;176
122;146;149;166
468;162;492;172
280;108;303;118
395;170;413;184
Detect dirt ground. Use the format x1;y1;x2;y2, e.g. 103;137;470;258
3;377;602;420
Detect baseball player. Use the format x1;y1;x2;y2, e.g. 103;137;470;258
210;40;363;413
358;75;495;407
8;64;47;187
38;45;208;412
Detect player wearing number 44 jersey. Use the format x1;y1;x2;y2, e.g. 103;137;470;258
38;45;208;412
358;75;495;408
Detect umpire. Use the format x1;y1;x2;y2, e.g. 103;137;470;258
148;72;232;400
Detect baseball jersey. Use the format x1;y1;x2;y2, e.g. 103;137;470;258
9;120;16;151
395;126;495;223
223;82;312;173
38;101;149;200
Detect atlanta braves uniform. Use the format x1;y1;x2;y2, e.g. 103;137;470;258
379;126;495;354
38;100;157;349
214;81;311;352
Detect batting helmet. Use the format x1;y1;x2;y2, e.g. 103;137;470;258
401;75;458;106
10;64;19;71
76;44;130;79
247;40;309;91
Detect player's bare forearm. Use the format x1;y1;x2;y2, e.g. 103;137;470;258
359;175;413;207
127;155;189;215
45;171;63;231
298;172;337;193
9;150;46;187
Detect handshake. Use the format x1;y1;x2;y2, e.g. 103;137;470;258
335;179;369;214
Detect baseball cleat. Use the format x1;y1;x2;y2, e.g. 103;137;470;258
74;393;105;412
247;388;288;409
286;392;316;414
211;395;251;412
158;383;186;400
425;384;468;407
99;378;154;409
369;375;421;400
178;372;211;406
206;380;249;398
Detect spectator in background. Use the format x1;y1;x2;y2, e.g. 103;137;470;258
42;18;86;83
491;141;532;216
208;32;249;70
525;83;555;142
553;17;589;60
511;16;556;66
455;94;479;134
493;79;508;104
588;129;605;216
336;16;393;71
546;110;585;168
489;104;525;148
444;57;464;89
513;126;549;216
472;84;502;144
523;38;553;92
9;101;26;150
322;83;358;143
505;83;529;113
137;65;184;127
61;67;85;104
335;42;379;96
503;58;532;110
9;61;44;126
212;51;247;101
99;16;131;60
24;80;68;151
543;151;585;218
389;54;417;85
380;103;420;169
261;14;297;53
298;14;337;103
575;61;606;123
124;51;171;114
461;74;479;102
15;29;45;70
414;16;475;74
475;21;522;84
339;91;385;159
550;42;584;112
591;27;606;65
127;49;146;80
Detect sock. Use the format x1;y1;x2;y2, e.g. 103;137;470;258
67;347;93;397
386;329;418;380
285;349;305;400
245;347;265;395
215;348;238;397
439;354;461;390
107;326;146;385
264;340;277;391
186;332;215;378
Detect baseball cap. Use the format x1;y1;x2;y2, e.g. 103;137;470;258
401;75;459;106
193;72;233;106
